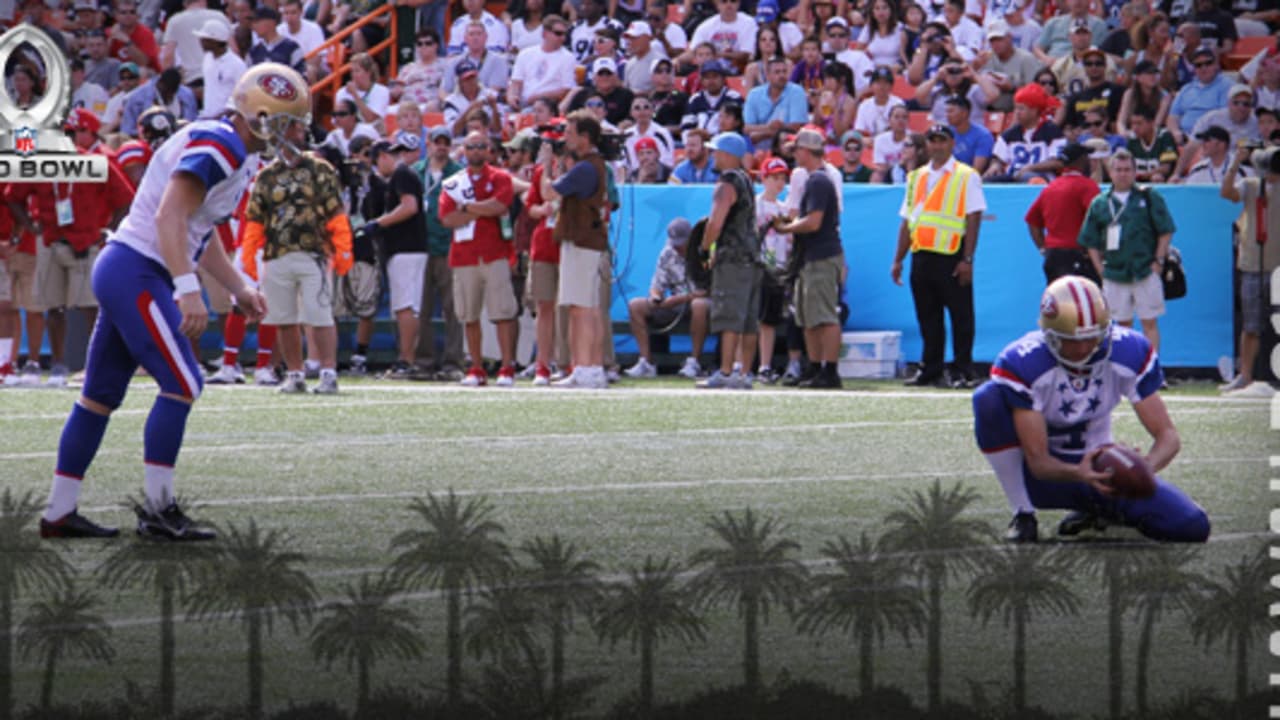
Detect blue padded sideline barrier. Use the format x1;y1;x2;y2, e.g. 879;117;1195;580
607;184;1237;367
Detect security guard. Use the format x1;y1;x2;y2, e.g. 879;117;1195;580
891;124;986;388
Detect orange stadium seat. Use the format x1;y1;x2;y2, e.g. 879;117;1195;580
725;75;745;96
984;112;1006;134
861;145;875;167
423;111;446;129
825;148;844;167
1224;35;1276;71
908;111;932;133
892;75;915;100
384;113;398;134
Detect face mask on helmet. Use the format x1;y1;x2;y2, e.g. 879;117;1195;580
1039;277;1113;373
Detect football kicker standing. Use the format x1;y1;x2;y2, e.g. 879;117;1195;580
39;63;311;541
971;276;1210;544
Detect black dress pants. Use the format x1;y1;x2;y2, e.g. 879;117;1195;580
909;250;974;379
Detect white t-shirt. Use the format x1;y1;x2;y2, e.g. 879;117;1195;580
691;14;758;57
103;92;128;132
163;9;228;83
756;194;790;269
510;45;578;105
201;50;246;118
448;11;510;55
1003;17;1043;52
511;18;542;51
873;130;907;167
335;84;391;119
777;21;804;55
858;26;903;68
624;122;676;169
73;81;110;119
948;16;984;54
853;95;905;135
323;124;380;157
570;16;624;62
279;19;325;55
661;22;689;52
834;49;875;95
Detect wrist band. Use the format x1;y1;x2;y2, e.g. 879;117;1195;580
173;273;200;296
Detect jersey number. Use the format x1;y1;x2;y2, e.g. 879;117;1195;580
1048;421;1088;452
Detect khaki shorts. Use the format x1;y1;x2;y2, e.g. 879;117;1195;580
1103;272;1164;322
529;260;559;304
262;251;335;326
453;258;518;323
0;257;10;303
198;266;234;314
38;241;98;309
709;262;762;335
8;251;41;311
795;254;842;328
558;243;602;308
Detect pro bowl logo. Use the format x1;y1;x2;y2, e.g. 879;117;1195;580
259;73;298;101
0;25;108;182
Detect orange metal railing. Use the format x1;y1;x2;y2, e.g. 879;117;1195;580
307;4;399;121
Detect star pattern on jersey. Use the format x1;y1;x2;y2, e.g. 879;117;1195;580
1058;382;1068;394
1058;398;1077;417
1086;397;1102;413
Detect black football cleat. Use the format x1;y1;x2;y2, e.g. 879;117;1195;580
1004;512;1038;543
1057;510;1109;538
40;510;120;539
135;502;217;542
903;371;945;387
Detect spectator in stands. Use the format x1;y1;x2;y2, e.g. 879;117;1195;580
443;22;510;98
280;0;325;57
944;95;993;172
1033;68;1063;103
325;102;381;159
509;15;577;113
108;0;159;71
743;24;785;92
758;0;804;54
1024;143;1101;284
1188;0;1236;54
650;57;689;133
1166;47;1232;144
687;0;758;70
444;60;499;136
872;105;911;181
622;21;662;94
120;68;196;137
627;137;673;182
624;218;709;379
101;63;140;133
645;0;690;57
1080;149;1174;354
888;132;927;182
447;0;509;55
398;29;448;112
394;101;429;162
829;17;876;93
566;58;636;126
682;42;717;95
160;0;225;84
1219;145;1280;398
671;128;719;183
1100;0;1145;57
939;0;982;55
790;35;827;93
1260;107;1280;145
1124;12;1177;87
1001;3;1042;52
1079;108;1127;155
71;58;109;119
509;0;546;51
625;96;677;168
1117;60;1171;135
1059;48;1125;128
682;59;741;133
413;127;466;382
838;130;873;182
854;66;904;136
1170;22;1205;89
805;0;837;41
744;57;809;151
587;27;627;78
812;63;856;139
571;0;623;62
83;30;120;92
698;131;763;390
1179;85;1262;178
996;83;1065;181
1035;0;1107;60
1182;125;1249;183
1052;24;1117;99
1249;52;1280;113
249;6;305;74
195;20;243;119
976;21;1041;112
858;0;906;70
918;57;995;123
900;1;927;53
1127;107;1179;181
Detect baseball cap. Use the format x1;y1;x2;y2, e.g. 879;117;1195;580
634;136;659;153
1133;59;1159;75
64;107;100;134
925;124;954;140
1230;83;1254;99
390;132;422;153
1069;17;1091;33
1195;125;1230;143
369;139;393;158
667;217;692;245
755;0;779;22
429;126;452;141
595;26;621;42
455;58;480;78
1081;46;1106;60
827;16;848;29
794;128;825;151
503;131;534;151
700;59;728;76
651;56;673;73
761;157;789;177
119;62;140;78
708;131;749;159
986;20;1010;40
1057;142;1089;164
840;130;864;147
592;56;618;75
252;5;280;21
868;65;894;84
192;18;231;43
623;20;652;37
1191;46;1216;61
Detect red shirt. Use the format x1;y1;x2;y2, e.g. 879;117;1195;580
109;23;160;70
526;164;559;265
1024;171;1101;251
438;164;515;268
4;153;135;252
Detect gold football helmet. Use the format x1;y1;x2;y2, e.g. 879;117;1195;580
1039;276;1113;371
228;63;311;154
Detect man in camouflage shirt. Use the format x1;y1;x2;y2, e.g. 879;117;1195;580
623;218;711;379
242;120;354;394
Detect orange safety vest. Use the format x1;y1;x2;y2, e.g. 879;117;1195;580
905;162;975;255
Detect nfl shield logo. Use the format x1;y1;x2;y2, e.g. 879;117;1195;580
14;127;36;157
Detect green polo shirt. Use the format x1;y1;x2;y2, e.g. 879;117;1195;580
414;157;464;257
1078;186;1176;283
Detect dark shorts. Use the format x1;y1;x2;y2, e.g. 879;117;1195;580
648;303;688;333
710;262;762;335
1240;271;1271;333
758;272;787;326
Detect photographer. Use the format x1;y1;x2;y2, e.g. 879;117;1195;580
906;22;969;87
544;110;612;389
330;137;381;376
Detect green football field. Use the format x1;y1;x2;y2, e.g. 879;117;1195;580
0;378;1272;718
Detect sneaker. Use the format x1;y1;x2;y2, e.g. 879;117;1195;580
678;356;700;379
1225;381;1276;399
1217;356;1235;383
495;365;515;387
1057;511;1108;538
435;366;465;382
382;361;412;380
1218;374;1247;393
582;366;610;389
730;371;753;390
757;366;778;385
625;357;657;378
348;354;369;376
1004;512;1038;543
606;366;620;384
784;364;818;387
303;360;321;379
552;365;573;382
801;366;843;390
779;361;803;386
18;360;40;386
135;501;216;542
206;364;245;385
0;362;15;386
516;363;539;379
552;367;582;388
278;373;308;394
46;363;69;388
460;367;488;387
312;374;339;394
253;366;279;386
532;363;551;386
697;369;734;389
39;509;119;539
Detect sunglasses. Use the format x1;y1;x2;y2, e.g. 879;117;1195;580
1083;60;1105;67
1193;60;1214;68
417;40;435;46
632;103;652;111
828;31;847;37
845;143;862;151
548;28;566;36
332;111;352;117
586;100;605;107
1083;120;1103;128
1232;99;1253;106
464;143;489;150
653;66;671;73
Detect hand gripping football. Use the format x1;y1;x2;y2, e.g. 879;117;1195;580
1092;444;1157;499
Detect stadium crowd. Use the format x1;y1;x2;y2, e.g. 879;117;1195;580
0;0;1276;393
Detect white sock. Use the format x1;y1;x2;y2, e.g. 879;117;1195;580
0;337;12;366
44;473;81;522
320;368;337;381
984;447;1034;514
288;370;304;382
304;359;321;372
144;463;175;510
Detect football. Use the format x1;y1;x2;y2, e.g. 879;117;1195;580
1092;444;1157;499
